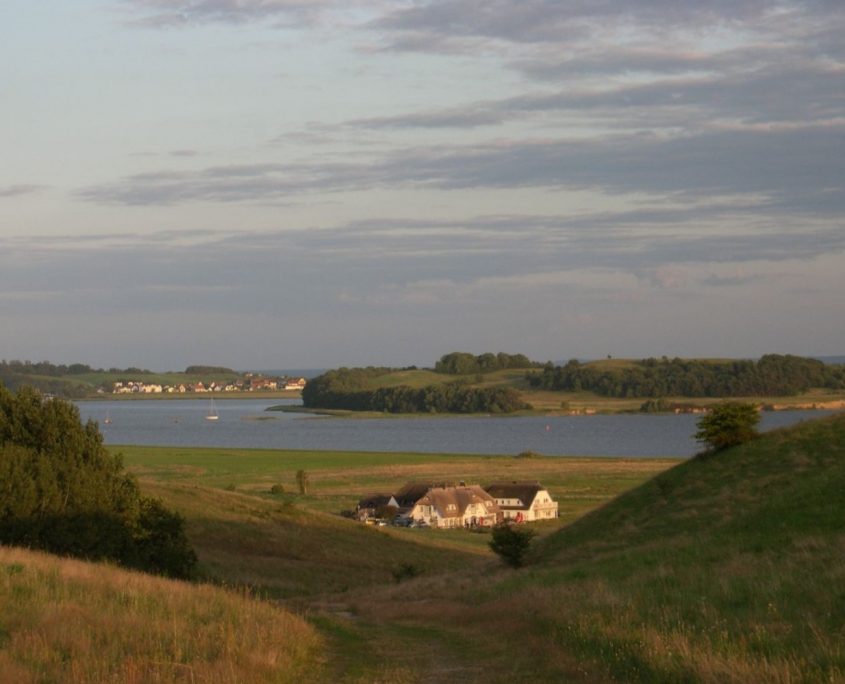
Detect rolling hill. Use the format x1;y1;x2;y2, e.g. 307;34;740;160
3;411;843;681
337;412;845;681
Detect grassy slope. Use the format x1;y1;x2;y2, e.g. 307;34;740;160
520;411;845;681
0;546;321;684
7;415;842;682
336;413;845;682
141;480;484;599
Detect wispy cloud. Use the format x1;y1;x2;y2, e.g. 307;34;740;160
123;0;339;28
0;184;44;198
79;124;845;212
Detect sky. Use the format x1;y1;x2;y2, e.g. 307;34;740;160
1;1;843;370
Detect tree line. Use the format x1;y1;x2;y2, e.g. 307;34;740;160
0;359;155;377
0;360;153;398
434;352;541;375
302;368;528;413
526;355;845;398
0;383;197;579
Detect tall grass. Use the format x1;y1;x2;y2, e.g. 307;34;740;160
0;546;321;683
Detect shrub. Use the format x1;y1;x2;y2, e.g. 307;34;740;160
391;562;421;583
695;402;760;452
270;483;285;494
489;524;536;568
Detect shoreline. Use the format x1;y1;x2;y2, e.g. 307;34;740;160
266;400;845;419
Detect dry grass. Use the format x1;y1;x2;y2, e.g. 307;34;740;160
0;546;322;684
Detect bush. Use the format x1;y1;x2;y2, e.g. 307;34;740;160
695;402;760;452
0;384;197;579
489;524;536;568
391;562;421;583
270;483;285;495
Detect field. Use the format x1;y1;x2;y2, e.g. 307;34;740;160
114;447;677;680
3;413;844;681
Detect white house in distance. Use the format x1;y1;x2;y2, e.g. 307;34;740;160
484;481;558;522
409;485;500;528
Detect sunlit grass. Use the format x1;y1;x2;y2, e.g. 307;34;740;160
0;546;321;683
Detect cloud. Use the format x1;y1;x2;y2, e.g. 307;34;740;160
78;124;845;212
348;108;507;130
0;184;44;198
374;1;843;50
340;60;844;134
123;0;339;28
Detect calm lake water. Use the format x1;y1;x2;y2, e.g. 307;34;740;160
74;399;839;458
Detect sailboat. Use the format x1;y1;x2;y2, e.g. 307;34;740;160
205;396;219;421
103;410;112;425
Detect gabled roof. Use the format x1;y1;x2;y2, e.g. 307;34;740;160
394;482;439;508
484;481;545;509
415;485;499;518
357;494;397;510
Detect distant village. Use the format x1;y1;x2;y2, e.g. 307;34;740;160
110;375;307;395
356;481;559;529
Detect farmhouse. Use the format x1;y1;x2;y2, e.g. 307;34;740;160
409;485;500;528
393;482;439;514
484;481;558;522
356;494;399;522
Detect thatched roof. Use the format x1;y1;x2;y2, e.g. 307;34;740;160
484;481;545;510
414;485;499;518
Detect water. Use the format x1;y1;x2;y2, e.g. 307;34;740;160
74;399;839;458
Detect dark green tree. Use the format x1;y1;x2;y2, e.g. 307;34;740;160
489;524;536;568
0;384;197;579
695;402;760;452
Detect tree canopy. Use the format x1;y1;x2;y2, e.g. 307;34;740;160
302;370;528;414
695;402;761;452
527;355;845;398
0;384;197;579
435;352;540;375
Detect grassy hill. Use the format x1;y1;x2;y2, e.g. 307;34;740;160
297;359;845;416
333;412;845;681
4;414;843;681
0;545;321;683
519;411;845;681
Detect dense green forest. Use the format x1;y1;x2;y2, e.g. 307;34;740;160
434;351;541;375
527;354;845;398
302;367;528;413
0;383;197;578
